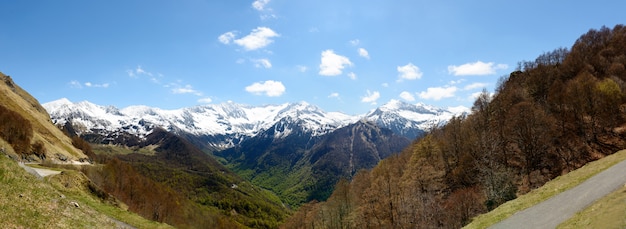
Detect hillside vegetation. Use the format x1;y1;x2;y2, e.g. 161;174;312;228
465;149;626;228
217;120;410;208
66;128;290;228
0;153;128;228
283;25;626;228
0;73;86;162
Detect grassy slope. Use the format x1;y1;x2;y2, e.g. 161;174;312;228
558;186;626;228
96;140;289;228
47;167;173;229
464;149;626;229
0;72;85;161
0;154;117;228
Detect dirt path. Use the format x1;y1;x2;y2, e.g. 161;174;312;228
490;158;626;229
18;163;62;179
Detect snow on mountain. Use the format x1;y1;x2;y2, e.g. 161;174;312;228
43;98;466;147
364;99;468;139
43;99;359;141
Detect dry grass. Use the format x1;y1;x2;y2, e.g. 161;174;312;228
464;149;626;229
0;72;85;161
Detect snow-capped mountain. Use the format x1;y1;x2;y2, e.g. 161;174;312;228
44;98;359;148
365;99;467;139
43;98;467;148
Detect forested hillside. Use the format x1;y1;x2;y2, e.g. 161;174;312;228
283;25;626;228
217;120;410;207
70;128;290;228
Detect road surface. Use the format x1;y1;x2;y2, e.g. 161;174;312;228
490;158;626;229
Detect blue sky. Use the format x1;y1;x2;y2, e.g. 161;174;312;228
1;1;625;114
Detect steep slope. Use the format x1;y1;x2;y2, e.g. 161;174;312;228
0;72;86;162
95;128;290;228
0;155;126;228
282;25;626;229
217;119;411;207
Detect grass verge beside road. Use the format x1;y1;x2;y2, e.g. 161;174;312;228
464;149;626;229
558;185;626;228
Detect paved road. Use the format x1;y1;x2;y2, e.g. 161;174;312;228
490;158;626;229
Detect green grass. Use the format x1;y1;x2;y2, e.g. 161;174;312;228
0;154;117;228
464;149;626;229
558;186;626;228
46;169;173;229
92;144;157;155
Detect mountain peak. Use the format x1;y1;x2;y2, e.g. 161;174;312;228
43;98;73;110
379;99;411;111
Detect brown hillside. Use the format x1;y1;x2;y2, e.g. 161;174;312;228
283;25;626;228
0;72;86;161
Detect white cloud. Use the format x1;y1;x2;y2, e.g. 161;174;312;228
349;39;360;46
319;50;353;76
218;31;236;44
128;65;153;78
347;72;357;80
448;61;508;76
397;63;423;81
381;83;389;87
296;65;308;72
69;80;82;88
449;79;466;85
469;91;484;101
233;27;279;51
136;66;146;75
198;97;213;103
328;92;340;98
468;91;494;101
358;48;370;59
252;58;272;68
70;80;110;88
252;0;270;11
399;91;415;102
419;86;458;100
252;0;276;20
361;90;380;104
172;84;202;96
245;80;285;97
84;82;110;88
464;82;488;90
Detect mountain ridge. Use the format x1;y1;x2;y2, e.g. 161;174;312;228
0;73;87;162
43;98;467;146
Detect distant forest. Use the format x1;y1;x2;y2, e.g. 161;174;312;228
283;25;626;228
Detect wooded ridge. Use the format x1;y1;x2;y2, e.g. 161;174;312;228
283;25;626;229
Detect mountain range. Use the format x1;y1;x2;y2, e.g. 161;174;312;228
43;98;467;147
43;98;467;206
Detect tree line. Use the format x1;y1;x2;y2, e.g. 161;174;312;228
283;25;626;228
